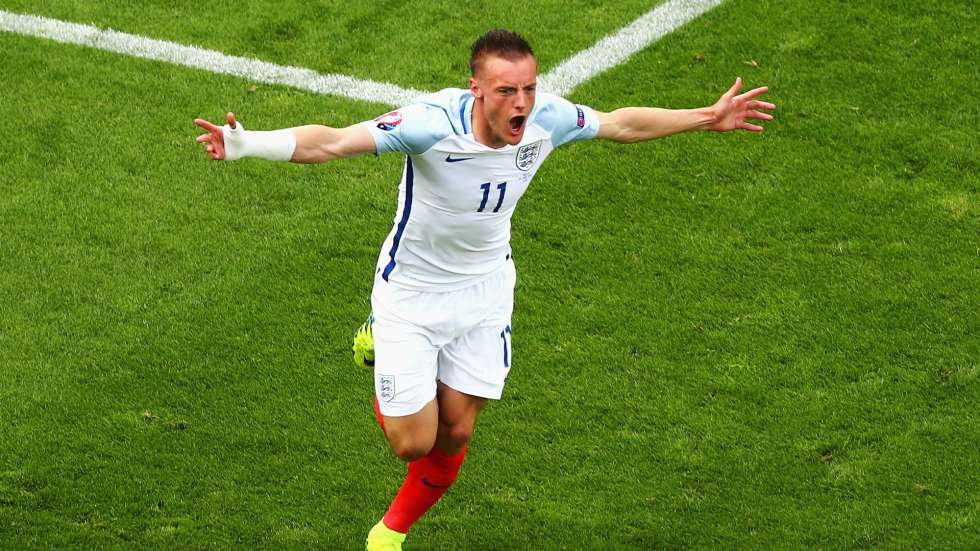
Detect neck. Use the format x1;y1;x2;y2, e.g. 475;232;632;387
471;98;505;149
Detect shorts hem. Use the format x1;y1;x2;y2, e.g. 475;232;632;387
439;376;504;401
376;397;433;418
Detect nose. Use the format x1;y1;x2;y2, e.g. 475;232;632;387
515;89;529;111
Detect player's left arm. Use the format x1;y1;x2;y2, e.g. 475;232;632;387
595;78;775;143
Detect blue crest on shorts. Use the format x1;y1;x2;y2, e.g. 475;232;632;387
377;374;396;402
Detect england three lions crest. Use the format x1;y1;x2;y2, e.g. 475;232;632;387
516;140;542;171
377;374;396;402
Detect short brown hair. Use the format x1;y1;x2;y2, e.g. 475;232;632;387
470;29;535;76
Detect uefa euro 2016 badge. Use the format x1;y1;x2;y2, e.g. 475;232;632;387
377;374;396;402
516;140;542;171
375;111;402;131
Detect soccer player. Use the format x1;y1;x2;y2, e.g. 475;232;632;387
195;29;774;550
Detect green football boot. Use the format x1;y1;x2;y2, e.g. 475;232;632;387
365;520;405;550
352;314;375;369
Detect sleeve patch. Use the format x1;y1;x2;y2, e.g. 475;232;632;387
576;106;585;128
375;111;403;131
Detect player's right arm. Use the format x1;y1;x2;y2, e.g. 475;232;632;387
290;123;376;163
194;112;376;164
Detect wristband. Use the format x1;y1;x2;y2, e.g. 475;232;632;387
222;122;296;161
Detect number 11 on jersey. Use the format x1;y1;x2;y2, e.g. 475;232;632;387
477;181;507;213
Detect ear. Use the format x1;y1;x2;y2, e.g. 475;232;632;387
469;76;482;99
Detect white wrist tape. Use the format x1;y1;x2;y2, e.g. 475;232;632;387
222;121;296;161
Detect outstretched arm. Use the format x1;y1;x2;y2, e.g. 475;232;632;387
194;112;376;163
595;78;775;143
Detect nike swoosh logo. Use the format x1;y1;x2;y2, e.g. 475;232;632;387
421;477;452;489
445;155;474;163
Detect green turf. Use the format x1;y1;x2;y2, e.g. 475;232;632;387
1;0;978;549
0;0;656;91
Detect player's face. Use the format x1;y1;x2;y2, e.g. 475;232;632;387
470;54;537;148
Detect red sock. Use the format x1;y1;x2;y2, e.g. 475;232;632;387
382;444;468;534
373;397;386;433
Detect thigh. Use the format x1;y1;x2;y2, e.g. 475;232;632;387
382;397;440;461
434;383;487;454
437;382;487;431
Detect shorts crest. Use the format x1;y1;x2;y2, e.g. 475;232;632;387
377;374;396;402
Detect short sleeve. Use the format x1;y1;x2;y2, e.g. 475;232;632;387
363;104;451;155
531;93;601;148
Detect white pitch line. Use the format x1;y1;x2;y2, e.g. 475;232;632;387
0;10;425;107
0;2;724;106
539;0;726;96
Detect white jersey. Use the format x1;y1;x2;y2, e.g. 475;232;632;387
364;88;600;291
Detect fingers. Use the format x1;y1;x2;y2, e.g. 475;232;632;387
745;110;774;121
718;79;773;132
723;77;743;99
226;112;237;129
208;142;225;160
200;139;223;160
194;117;226;160
738;121;765;132
194;118;221;134
747;100;776;111
736;86;770;102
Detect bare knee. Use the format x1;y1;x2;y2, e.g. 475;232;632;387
438;420;475;451
386;428;436;462
391;440;432;462
435;386;484;453
381;400;438;462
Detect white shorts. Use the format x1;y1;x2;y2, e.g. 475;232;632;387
371;259;516;417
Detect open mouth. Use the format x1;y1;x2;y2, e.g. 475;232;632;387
509;115;526;134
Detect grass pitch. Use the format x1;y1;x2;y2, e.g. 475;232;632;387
1;0;978;549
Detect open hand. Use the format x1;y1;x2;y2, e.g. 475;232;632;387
708;78;775;132
194;112;238;160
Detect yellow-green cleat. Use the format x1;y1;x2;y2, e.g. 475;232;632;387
365;520;405;551
352;314;375;369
